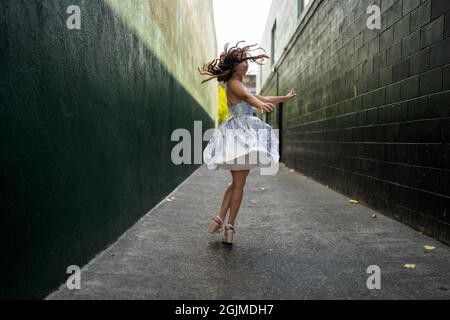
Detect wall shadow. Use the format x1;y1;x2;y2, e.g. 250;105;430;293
0;0;214;299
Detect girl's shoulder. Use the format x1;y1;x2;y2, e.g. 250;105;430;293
227;79;246;90
227;78;242;85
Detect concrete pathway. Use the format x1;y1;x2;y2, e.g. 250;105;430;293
47;164;450;299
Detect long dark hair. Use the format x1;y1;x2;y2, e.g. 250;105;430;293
198;40;269;84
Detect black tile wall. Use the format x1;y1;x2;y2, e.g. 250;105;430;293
262;0;450;244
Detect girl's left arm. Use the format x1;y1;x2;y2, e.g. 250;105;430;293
252;89;297;105
252;94;287;104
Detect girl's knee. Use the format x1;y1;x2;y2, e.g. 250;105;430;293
232;180;246;189
232;171;249;187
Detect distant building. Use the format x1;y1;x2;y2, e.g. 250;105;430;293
257;0;312;92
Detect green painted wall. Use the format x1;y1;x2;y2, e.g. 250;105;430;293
0;0;217;299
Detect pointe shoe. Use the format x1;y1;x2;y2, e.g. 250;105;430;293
208;215;224;234
222;224;235;244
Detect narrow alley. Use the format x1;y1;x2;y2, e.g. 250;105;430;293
48;164;450;299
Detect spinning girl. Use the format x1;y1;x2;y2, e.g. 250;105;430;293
198;41;297;244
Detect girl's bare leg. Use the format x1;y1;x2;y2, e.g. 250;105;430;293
218;183;233;221
228;170;250;226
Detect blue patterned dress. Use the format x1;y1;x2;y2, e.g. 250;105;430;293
203;81;280;171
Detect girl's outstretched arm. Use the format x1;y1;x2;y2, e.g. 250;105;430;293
252;89;297;104
228;80;275;113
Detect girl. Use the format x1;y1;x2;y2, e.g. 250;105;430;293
198;41;297;244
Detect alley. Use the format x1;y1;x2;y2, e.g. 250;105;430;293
47;164;450;300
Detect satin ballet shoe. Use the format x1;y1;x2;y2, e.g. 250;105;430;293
222;224;235;244
208;215;224;234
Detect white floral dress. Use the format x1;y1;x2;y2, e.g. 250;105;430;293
203;81;280;171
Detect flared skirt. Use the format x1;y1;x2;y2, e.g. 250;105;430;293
203;115;280;171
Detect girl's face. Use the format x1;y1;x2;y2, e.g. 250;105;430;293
234;59;248;77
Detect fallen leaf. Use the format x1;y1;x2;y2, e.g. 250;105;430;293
260;187;267;191
170;196;176;200
371;213;378;219
289;169;294;172
166;198;172;202
424;246;436;251
349;199;359;204
404;264;416;269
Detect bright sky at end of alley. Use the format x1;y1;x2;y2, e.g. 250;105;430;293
213;0;273;74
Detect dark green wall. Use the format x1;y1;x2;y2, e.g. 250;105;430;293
0;0;216;299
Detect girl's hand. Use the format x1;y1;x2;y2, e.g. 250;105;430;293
260;102;275;113
285;89;297;101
